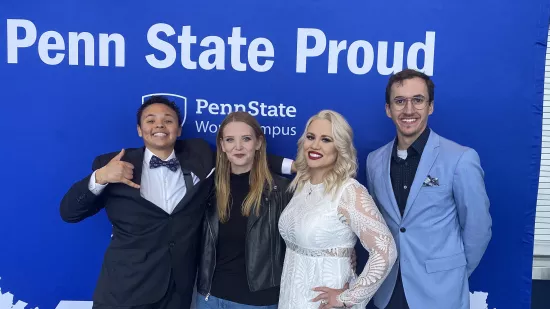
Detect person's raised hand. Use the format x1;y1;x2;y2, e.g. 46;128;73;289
95;149;140;189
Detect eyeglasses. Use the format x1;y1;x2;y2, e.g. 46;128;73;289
391;96;429;110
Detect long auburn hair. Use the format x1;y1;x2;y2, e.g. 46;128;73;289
215;112;273;223
288;110;357;198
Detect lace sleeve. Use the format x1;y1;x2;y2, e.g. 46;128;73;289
336;181;397;306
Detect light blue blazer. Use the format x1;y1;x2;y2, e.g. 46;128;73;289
366;130;492;309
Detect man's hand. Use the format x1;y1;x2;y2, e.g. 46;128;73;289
95;149;140;189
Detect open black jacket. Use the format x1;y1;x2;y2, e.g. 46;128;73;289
196;172;293;298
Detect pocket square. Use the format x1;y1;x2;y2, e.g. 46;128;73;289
423;175;439;187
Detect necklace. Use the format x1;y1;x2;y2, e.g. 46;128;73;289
305;181;324;206
306;181;322;196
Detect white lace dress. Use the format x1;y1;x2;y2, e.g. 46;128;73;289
278;178;397;309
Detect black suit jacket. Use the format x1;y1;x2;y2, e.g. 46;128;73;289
59;138;286;308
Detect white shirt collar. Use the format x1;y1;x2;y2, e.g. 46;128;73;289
144;148;176;166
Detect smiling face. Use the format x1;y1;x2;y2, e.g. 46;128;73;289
386;77;433;143
220;121;262;174
303;119;338;178
137;103;181;153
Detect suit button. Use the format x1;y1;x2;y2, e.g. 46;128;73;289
169;242;175;248
400;227;406;233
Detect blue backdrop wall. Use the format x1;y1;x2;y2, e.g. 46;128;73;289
0;1;548;308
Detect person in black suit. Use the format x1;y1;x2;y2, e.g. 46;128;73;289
59;96;290;309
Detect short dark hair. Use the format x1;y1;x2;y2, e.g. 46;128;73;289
385;69;435;104
137;95;182;126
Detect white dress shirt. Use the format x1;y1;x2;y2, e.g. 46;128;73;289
88;148;200;214
281;158;293;175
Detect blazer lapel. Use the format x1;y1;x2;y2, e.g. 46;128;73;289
123;147;145;200
172;180;202;214
382;141;402;223
402;132;440;220
172;147;208;214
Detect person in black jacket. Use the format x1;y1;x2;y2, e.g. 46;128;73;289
196;111;293;309
59;96;290;309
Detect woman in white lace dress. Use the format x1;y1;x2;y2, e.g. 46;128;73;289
278;110;397;309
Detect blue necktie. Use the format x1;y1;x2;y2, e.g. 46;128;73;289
149;155;180;172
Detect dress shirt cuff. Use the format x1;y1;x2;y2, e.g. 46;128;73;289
88;171;108;195
282;158;294;175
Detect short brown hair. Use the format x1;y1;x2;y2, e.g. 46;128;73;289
385;69;435;104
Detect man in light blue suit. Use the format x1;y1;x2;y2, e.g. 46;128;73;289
366;69;492;309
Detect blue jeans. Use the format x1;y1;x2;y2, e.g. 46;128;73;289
196;294;278;309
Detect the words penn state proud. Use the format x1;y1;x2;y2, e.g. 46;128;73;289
6;19;436;76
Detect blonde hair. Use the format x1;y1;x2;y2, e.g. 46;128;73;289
215;111;273;223
289;110;357;197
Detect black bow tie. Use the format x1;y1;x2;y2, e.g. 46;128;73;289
149;155;179;172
